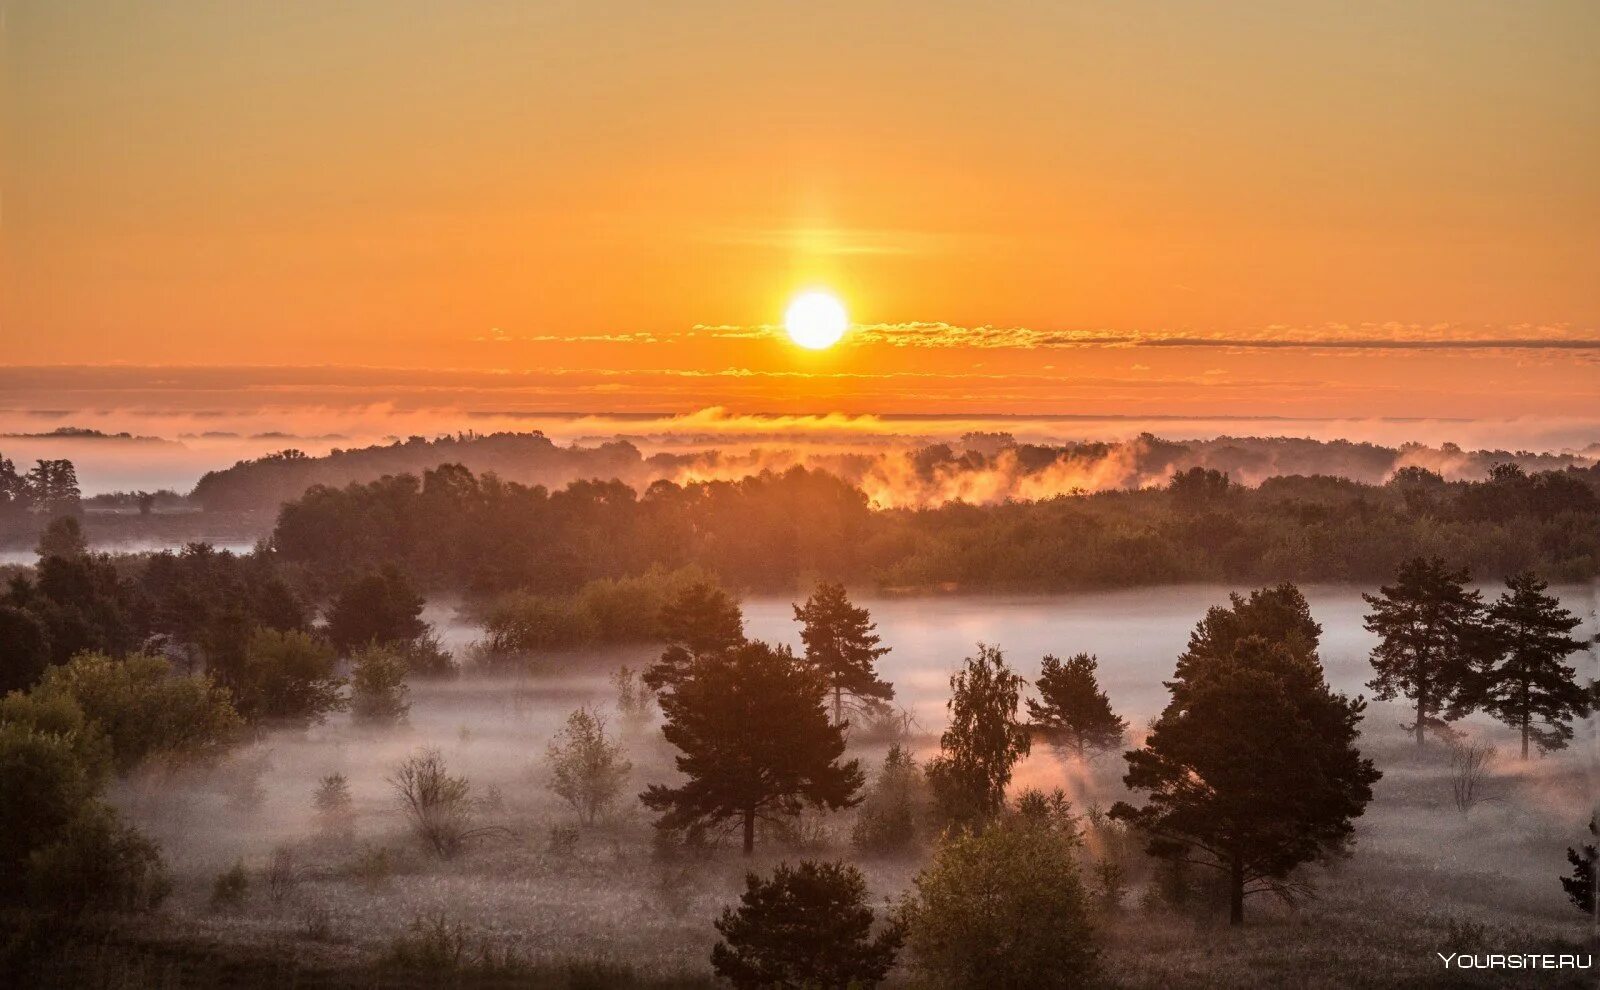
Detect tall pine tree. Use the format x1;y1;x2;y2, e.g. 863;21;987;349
1363;557;1486;746
1476;571;1588;758
645;582;746;691
642;641;861;854
1113;586;1380;924
794;581;893;726
1027;653;1126;759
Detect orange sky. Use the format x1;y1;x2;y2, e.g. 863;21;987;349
3;1;1598;420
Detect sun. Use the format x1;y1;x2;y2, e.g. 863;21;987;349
784;290;849;350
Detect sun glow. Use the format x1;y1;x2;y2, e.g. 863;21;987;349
784;291;849;350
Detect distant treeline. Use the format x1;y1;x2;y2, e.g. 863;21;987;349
189;429;1595;514
269;460;1600;596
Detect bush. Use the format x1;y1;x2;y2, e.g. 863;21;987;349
611;666;654;734
396;632;457;679
0;722;100;903
264;846;300;905
25;803;170;915
349;644;411;726
389;748;479;858
211;860;249;910
712;861;902;989
230;628;346;728
33;652;242;772
901;817;1097;989
851;744;923;856
545;708;631;825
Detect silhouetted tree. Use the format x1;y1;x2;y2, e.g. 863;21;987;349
0;605;51;695
1168;466;1232;509
326;567;427;653
644;581;745;691
1028;653;1126;759
642;641;861;854
711;861;902;989
925;644;1030;828
1114;590;1380;924
794;581;893;726
25;459;81;512
1474;571;1588;758
1364;557;1486;746
1563;815;1596;917
35;516;87;559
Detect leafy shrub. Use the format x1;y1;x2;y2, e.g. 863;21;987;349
25;803;170;915
901;817;1097;988
33;652;242;772
229;628;346;728
545;708;631;825
349;644;411;726
264;846;300;906
395;631;458;679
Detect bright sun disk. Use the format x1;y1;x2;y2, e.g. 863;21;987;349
784;291;848;350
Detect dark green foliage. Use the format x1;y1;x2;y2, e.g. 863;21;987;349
924;644;1030;828
642;641;862;854
1363;557;1487;746
263;456;1600;595
0;604;51;694
1473;571;1588;757
902;814;1097;989
0;722;99;903
224;628;346;728
5;554;145;667
644;582;745;691
325;566;427;653
1564;816;1596;916
25;803;170;916
794;581;892;725
1114;586;1380;924
138;543;307;670
33;652;243;773
1027;652;1126;758
711;861;902;989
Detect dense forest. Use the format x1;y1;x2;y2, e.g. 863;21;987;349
267;459;1600;599
186;430;1595;514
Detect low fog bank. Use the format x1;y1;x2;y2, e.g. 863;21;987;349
102;584;1599;976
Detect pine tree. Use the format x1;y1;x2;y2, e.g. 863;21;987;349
1363;557;1486;746
1028;653;1126;759
1562;815;1596;917
642;641;861;854
1476;571;1588;758
794;581;893;726
711;861;901;989
925;643;1031;828
644;582;745;692
1113;587;1380;924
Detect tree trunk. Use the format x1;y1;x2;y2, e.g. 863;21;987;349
834;685;842;728
742;810;755;856
1229;855;1245;925
1521;718;1529;760
1415;692;1427;747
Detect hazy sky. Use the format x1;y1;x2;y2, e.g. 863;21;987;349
4;1;1597;420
